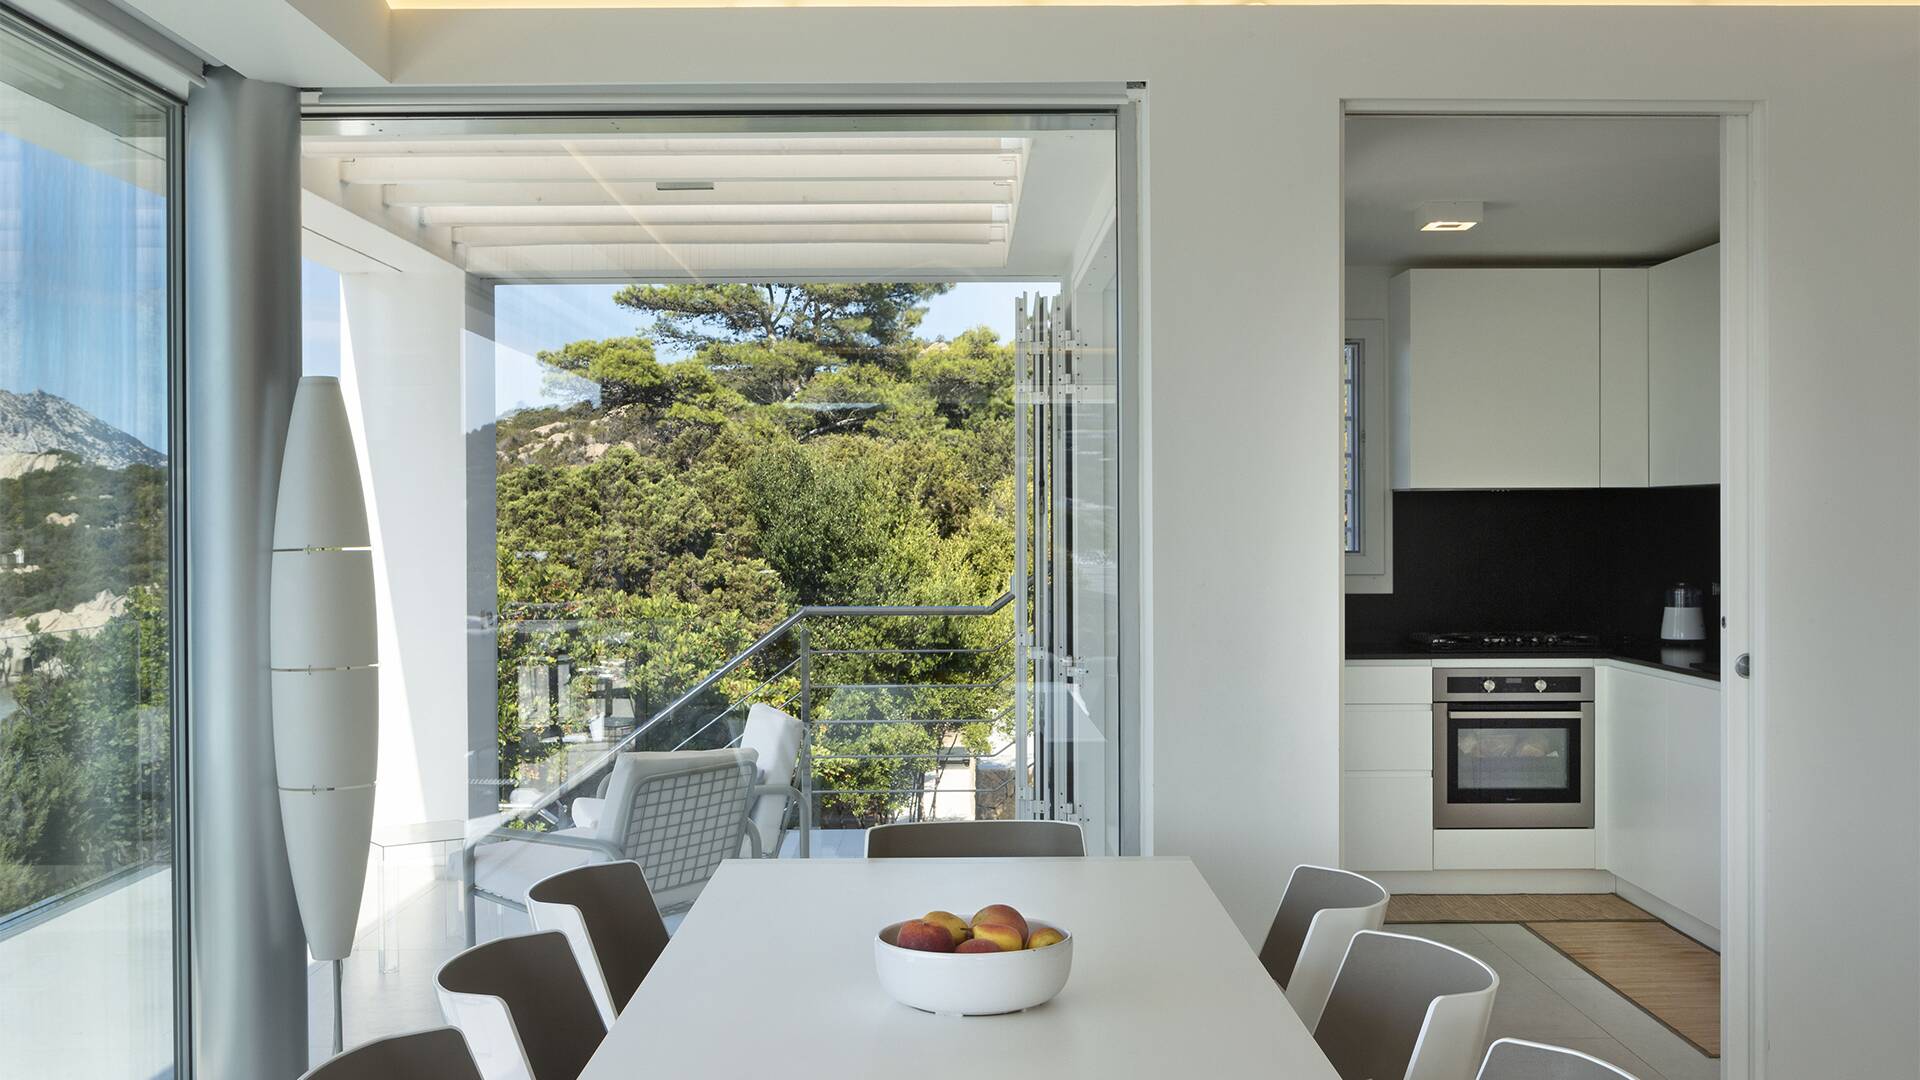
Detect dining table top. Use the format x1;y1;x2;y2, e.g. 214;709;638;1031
579;855;1341;1079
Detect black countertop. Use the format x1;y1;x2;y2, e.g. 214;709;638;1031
1345;637;1720;682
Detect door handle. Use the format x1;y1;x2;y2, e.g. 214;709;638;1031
1734;653;1750;679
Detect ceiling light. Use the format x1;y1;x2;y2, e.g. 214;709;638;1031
1418;201;1482;233
656;180;715;191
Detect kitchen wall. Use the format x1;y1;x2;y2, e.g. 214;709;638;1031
1346;487;1720;650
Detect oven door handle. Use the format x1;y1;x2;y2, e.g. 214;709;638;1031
1445;710;1587;720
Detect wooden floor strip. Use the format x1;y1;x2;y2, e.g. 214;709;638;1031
1525;920;1721;1058
1385;893;1656;924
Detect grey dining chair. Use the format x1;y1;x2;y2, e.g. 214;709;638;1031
1256;864;1390;1029
1314;930;1500;1080
1477;1038;1642;1080
864;819;1085;858
436;930;606;1080
527;860;671;1028
298;1028;483;1080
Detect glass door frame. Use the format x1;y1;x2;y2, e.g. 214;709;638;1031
0;6;191;1075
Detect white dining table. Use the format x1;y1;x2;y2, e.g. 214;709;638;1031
580;855;1341;1079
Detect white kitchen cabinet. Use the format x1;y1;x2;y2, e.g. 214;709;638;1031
1649;244;1720;486
1390;269;1601;490
1343;705;1432;772
1602;664;1722;930
1344;774;1433;872
1434;828;1596;871
1599;268;1651;487
1342;662;1434;872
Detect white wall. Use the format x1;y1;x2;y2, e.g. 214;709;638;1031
260;7;1918;1074
337;269;470;831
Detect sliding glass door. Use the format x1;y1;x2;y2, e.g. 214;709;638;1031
0;11;181;1078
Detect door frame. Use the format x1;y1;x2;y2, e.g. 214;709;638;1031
1341;98;1766;1080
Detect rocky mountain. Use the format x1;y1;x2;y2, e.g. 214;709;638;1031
0;389;165;478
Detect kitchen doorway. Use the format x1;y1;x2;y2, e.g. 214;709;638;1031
1337;102;1759;1080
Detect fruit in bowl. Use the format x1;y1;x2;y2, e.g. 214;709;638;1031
874;902;1074;1016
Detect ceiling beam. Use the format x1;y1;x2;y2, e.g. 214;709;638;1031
381;179;1018;207
450;222;1003;246
336;152;1022;185
417;202;1009;226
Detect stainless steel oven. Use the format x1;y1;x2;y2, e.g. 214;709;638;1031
1433;667;1594;829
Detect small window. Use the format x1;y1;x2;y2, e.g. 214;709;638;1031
1344;319;1391;592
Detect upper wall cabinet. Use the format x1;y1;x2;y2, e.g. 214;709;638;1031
1649;244;1720;486
1599;268;1651;487
1390;268;1601;489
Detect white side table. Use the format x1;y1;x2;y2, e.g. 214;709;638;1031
369;819;465;973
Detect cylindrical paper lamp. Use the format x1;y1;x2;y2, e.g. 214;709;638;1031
270;376;378;1013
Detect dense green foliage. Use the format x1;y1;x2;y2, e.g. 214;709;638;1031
0;460;168;620
497;284;1018;827
0;456;172;915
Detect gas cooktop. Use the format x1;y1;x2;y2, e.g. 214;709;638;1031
1411;630;1603;654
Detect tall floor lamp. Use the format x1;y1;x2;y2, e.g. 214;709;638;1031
270;375;378;1055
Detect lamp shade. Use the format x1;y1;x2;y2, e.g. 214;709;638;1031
270;376;377;963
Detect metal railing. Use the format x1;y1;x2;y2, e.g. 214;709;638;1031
499;592;1016;850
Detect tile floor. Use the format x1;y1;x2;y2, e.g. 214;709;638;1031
1394;922;1720;1080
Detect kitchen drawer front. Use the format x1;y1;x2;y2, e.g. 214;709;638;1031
1345;662;1431;705
1434;828;1597;871
1343;705;1434;772
1344;774;1434;872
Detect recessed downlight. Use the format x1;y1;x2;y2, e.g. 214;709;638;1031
1418;200;1482;232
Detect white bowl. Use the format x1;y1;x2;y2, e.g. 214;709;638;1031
874;919;1073;1016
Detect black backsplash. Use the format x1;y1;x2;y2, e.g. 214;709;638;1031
1346;486;1721;649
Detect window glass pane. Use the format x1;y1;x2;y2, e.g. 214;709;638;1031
1342;339;1361;553
0;18;175;1079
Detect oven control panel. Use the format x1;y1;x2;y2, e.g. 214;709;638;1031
1433;668;1593;702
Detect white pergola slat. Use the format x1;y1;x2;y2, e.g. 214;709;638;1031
304;131;1035;277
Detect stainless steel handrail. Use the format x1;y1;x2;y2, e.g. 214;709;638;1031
509;592;1014;820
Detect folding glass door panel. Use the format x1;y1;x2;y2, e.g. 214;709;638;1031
0;12;180;1077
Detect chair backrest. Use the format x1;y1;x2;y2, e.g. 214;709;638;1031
594;748;759;903
1477;1038;1640;1080
435;931;607;1080
299;1028;483;1080
1314;930;1500;1080
1258;865;1389;1029
737;702;803;853
527;861;670;1028
864;820;1085;858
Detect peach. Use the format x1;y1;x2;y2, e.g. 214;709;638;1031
970;922;1025;952
954;938;1003;954
1026;927;1066;950
971;904;1029;940
922;910;970;946
895;919;957;953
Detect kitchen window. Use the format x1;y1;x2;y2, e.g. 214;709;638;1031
1344;319;1391;591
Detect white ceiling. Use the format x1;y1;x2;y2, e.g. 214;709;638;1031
302;126;1114;282
1345;116;1720;270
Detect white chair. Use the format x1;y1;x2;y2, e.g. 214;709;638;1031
864;819;1085;858
467;748;763;931
298;1028;483;1080
1314;930;1500;1080
1257;864;1389;1029
527;861;670;1028
435;931;605;1080
736;702;807;857
1477;1038;1641;1080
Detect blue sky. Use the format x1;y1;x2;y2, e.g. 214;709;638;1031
0;133;170;450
